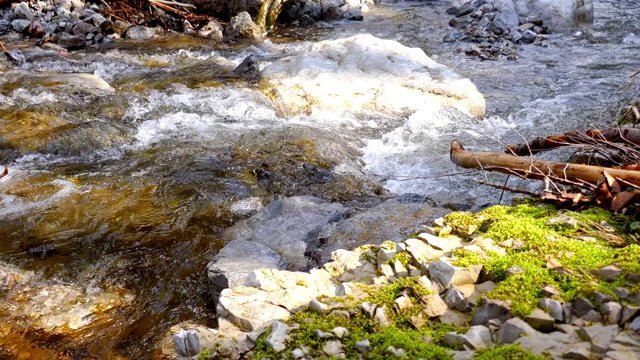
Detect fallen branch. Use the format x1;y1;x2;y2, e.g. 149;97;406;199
148;0;195;8
505;127;640;156
450;140;640;187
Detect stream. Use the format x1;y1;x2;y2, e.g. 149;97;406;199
0;0;638;358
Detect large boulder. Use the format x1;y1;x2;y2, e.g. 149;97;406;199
261;34;486;118
319;197;449;262
456;0;594;32
223;196;346;269
512;0;593;31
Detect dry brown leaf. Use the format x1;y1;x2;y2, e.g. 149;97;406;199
0;166;7;179
603;170;623;193
594;181;614;208
611;191;639;212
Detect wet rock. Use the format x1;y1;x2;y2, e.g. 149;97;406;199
513;0;594;32
173;329;200;357
225;196;345;269
233;54;260;81
4;48;25;66
125;25;155;40
261;34;485;118
230;197;263;216
472;297;512;326
14;2;34;21
0;19;9;33
207;239;286;304
225;11;262;41
344;8;363;21
72;20;94;35
320;200;448;263
0;262;34;291
11;19;31;33
112;19;130;35
57;32;86;50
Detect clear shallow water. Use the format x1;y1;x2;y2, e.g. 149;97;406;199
0;0;638;357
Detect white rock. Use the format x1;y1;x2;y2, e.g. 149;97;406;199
261;34;485;118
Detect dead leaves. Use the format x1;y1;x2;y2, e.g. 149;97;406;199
595;169;640;212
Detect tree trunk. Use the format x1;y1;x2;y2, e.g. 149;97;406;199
450;140;640;186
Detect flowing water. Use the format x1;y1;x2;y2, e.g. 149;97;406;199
0;0;638;357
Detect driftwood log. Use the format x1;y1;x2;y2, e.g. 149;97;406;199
450;140;640;187
505;127;640;156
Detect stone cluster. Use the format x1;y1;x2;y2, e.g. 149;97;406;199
0;0;271;52
161;213;640;359
279;0;373;25
445;0;552;60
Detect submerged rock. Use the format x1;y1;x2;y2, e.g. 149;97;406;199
319;199;449;262
261;34;485;118
224;196;346;269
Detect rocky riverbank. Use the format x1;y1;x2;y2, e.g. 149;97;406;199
159;202;640;359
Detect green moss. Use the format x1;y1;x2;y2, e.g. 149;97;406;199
386;251;412;267
473;344;546;360
444;211;482;237
360;277;431;307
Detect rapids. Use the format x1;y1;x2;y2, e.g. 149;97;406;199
0;0;638;357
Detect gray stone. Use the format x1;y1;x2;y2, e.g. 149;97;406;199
14;3;34;21
233;54;260;81
225;11;262;41
471;298;512;326
539;298;564;322
444;287;469;312
57;32;85;50
443;332;465;347
309;299;329;314
386;345;406;357
266;321;290;352
319;201;449;263
0;19;9;33
578;323;620;354
596;265;622;280
417;233;462;252
394;293;413;313
393;259;408;278
573;297;595;318
546;214;578;228
505;266;525;277
602;302;623;325
525;308;556;333
631;317;640;334
125;25;155;40
405;239;444;268
594;291;615;308
332;327;349;338
344;8;363;21
621;305;640;324
292;348;305;358
429;261;482;289
323;340;344;358
497;318;538;344
71;21;94;35
563;344;592;360
459;325;493;350
379;263;395;278
581;309;600;322
112;19;129;35
225;196;344;269
612;330;640;347
11;19;31;32
439;309;469;327
314;329;334;339
355;339;372;353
